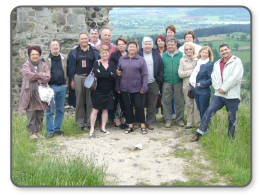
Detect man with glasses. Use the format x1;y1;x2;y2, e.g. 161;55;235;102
43;39;68;138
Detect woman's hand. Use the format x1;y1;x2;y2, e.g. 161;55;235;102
116;68;122;76
140;91;144;94
97;69;100;73
196;83;201;87
118;91;121;93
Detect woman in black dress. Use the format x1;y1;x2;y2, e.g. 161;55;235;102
89;45;117;137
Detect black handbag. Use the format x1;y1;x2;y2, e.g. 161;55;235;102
187;88;194;99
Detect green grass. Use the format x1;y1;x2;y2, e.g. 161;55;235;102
11;114;106;186
199;100;251;186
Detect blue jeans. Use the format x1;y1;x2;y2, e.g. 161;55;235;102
46;85;67;135
197;95;240;136
194;92;211;120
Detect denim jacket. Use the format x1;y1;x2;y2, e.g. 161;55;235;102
192;61;213;95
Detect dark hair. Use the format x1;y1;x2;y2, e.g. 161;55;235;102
155;35;166;46
28;46;42;56
219;43;230;50
184;30;195;41
116;37;127;45
166;25;176;34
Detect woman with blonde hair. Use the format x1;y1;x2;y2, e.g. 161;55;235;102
89;45;117;138
190;46;214;120
178;42;201;129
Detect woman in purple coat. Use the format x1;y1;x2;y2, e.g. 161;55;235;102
18;46;51;139
115;40;148;134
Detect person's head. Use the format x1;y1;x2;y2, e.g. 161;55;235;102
48;39;60;56
28;46;42;63
166;37;177;53
129;37;139;51
197;46;214;62
142;37;153;54
219;43;232;60
116;37;127;52
78;33;89;48
184;30;196;43
166;25;176;38
155;35;166;48
183;42;195;57
127;40;138;56
100;29;111;44
98;45;110;60
89;28;99;43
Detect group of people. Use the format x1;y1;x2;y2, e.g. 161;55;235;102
18;24;244;142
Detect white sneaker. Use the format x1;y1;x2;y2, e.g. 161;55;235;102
101;130;110;135
89;133;96;138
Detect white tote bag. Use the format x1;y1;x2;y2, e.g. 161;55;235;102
38;84;54;105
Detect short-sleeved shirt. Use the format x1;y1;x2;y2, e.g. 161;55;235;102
75;46;95;75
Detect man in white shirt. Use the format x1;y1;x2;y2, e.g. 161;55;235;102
89;28;101;47
190;43;244;142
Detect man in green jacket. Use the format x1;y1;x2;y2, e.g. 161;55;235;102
162;37;185;128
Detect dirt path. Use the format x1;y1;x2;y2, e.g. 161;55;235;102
40;120;228;186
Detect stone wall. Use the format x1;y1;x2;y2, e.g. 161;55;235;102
11;6;113;111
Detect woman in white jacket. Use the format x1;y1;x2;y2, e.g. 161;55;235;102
191;44;244;142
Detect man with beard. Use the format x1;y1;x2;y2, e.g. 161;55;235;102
43;39;68;138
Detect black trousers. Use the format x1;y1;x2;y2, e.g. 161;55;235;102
121;92;145;124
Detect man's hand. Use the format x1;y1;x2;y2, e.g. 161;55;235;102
218;88;225;94
71;80;75;90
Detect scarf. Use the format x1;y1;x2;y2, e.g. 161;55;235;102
29;59;41;97
189;58;209;88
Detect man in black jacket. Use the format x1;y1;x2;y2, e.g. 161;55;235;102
137;37;164;130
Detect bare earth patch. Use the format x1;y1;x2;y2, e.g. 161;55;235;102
39;120;229;186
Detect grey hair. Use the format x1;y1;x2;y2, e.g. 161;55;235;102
142;36;153;47
166;37;177;45
48;39;60;48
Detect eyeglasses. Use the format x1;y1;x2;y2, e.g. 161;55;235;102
90;28;98;32
185;48;193;51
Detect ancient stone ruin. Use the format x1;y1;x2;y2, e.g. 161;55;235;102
11;6;113;111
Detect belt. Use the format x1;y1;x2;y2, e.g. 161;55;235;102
76;73;89;77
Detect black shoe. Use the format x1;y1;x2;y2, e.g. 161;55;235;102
55;130;64;135
185;126;192;129
47;133;54;138
78;126;84;130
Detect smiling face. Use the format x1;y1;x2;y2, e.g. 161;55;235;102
200;49;209;60
30;50;40;63
167;29;175;38
101;29;111;44
157;38;165;48
117;40;127;52
100;50;109;60
128;43;137;56
167;41;177;54
142;41;153;54
220;46;232;60
78;33;89;48
185;34;194;43
89;30;99;43
184;45;194;57
49;40;60;56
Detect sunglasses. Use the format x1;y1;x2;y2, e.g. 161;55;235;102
185;48;193;51
90;28;98;32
